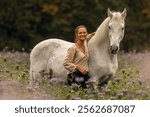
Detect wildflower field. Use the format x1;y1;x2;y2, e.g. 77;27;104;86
0;51;150;100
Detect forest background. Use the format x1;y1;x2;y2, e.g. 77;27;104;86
0;0;149;52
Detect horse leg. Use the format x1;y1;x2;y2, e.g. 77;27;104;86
98;74;113;87
29;61;47;88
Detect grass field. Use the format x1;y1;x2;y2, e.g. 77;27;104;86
0;51;150;99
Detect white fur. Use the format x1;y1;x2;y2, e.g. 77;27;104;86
29;9;127;85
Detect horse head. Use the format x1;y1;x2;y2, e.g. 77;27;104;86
107;8;127;54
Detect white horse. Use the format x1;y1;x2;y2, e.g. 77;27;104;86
29;8;127;86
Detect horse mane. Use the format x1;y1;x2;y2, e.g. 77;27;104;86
88;17;111;45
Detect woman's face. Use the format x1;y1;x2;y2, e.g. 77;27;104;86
76;27;87;41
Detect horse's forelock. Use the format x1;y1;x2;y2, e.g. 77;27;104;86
111;12;124;21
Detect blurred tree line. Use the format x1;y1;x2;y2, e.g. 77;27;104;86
0;0;149;52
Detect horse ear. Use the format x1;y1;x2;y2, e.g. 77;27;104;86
121;8;127;19
107;8;113;18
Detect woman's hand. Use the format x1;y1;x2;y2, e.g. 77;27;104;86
76;66;87;74
86;32;95;41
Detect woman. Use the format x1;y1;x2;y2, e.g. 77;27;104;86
63;25;94;88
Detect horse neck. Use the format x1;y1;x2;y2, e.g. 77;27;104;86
88;17;110;47
88;17;117;61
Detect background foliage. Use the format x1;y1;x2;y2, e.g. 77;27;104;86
0;0;149;52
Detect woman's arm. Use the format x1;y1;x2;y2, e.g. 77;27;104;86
63;46;87;74
63;46;77;72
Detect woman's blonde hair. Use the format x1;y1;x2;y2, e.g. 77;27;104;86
74;25;88;42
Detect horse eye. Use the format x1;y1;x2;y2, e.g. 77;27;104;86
108;26;111;30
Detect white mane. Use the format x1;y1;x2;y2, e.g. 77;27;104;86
89;17;110;45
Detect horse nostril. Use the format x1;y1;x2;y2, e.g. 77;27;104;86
110;45;119;54
115;46;118;51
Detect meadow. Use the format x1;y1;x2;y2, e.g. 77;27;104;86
0;50;150;100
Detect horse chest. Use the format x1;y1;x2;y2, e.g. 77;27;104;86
89;51;116;78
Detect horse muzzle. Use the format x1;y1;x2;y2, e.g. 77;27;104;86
109;45;119;54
